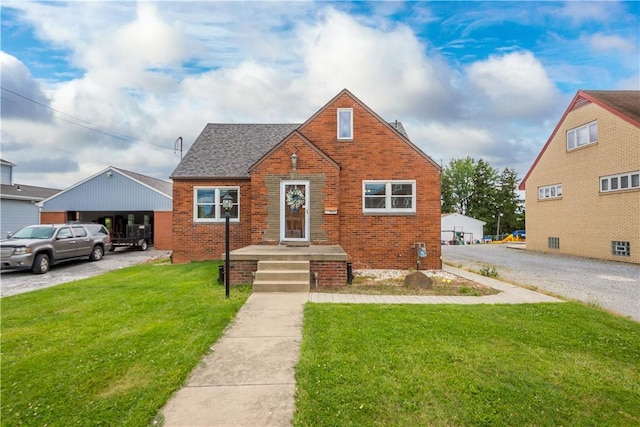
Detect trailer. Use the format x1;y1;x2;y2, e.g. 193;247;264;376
110;224;152;251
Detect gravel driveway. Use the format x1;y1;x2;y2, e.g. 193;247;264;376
0;248;171;297
442;244;640;321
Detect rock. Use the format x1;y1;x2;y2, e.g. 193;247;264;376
404;271;433;289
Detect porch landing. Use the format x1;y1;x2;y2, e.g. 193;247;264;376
228;245;348;290
229;244;347;262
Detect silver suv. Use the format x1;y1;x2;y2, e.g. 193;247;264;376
0;223;112;274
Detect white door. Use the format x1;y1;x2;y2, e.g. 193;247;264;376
280;181;309;242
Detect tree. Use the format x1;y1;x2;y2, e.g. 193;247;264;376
441;157;524;238
441;157;476;215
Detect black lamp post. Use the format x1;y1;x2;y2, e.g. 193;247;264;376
222;193;233;299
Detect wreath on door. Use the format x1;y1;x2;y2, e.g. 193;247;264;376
286;187;305;212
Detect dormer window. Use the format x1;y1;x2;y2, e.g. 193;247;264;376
337;108;353;140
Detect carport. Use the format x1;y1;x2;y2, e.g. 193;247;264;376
39;167;173;250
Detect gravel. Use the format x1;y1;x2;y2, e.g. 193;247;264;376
442;244;640;321
0;248;171;297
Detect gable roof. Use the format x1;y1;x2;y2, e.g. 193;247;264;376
249;130;341;173
171;90;438;180
298;88;441;170
519;90;640;190
171;124;300;179
112;167;172;197
40;166;172;205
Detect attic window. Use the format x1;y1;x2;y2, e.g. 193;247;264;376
337;108;353;140
567;121;597;150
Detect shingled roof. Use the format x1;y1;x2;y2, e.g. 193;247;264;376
171;124;300;179
170;121;410;179
581;90;640;125
0;183;60;201
113;167;172;197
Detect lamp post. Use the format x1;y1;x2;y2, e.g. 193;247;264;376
222;193;233;299
496;212;503;239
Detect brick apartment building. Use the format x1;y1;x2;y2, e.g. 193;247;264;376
520;90;639;264
170;89;442;285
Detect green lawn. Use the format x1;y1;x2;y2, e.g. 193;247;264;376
1;261;250;427
295;303;640;427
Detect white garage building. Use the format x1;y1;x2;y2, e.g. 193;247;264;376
441;213;486;244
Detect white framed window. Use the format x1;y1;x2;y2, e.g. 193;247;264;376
600;171;640;193
337;108;353;140
567;121;597;150
363;180;416;214
538;184;563;200
194;187;240;222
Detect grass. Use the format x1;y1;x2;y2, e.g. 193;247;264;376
295;303;640;426
0;261;250;427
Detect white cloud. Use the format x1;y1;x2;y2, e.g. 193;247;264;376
294;8;459;119
590;33;635;53
0;52;52;121
466;51;558;120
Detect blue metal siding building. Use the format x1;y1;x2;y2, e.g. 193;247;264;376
40;167;172;249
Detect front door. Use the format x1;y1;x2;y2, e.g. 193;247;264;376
281;181;309;242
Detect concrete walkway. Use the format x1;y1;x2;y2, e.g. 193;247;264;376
160;266;563;426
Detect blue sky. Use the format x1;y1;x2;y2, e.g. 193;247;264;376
1;1;638;189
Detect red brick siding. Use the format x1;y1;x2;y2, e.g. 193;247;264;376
41;212;66;224
299;93;442;270
172;180;252;264
230;260;257;285
152;211;173;250
310;261;347;287
250;134;340;244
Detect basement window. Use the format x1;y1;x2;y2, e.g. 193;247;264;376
548;237;560;249
612;241;630;257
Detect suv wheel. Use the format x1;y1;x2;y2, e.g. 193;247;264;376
89;245;104;261
32;253;50;274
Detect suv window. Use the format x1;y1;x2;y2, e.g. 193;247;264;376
86;224;109;236
57;228;73;239
72;226;87;237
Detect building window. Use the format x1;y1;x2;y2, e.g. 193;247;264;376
567;121;597;150
194;187;239;222
600;171;640;193
337;108;353;140
538;184;563;200
548;237;560;249
363;180;416;214
612;241;630;257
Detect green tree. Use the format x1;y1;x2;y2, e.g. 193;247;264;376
441;158;524;238
441;157;476;215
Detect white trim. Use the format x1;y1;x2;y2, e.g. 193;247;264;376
193;186;240;223
567;120;597;150
280;181;310;242
337;108;353;140
600;171;640;193
362;180;416;214
538;183;563;200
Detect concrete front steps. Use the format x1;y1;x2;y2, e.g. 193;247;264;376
252;260;310;292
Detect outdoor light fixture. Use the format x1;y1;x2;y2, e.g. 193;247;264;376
291;152;298;170
223;193;233;299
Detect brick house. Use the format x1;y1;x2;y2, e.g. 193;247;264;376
170;89;442;287
519;90;639;264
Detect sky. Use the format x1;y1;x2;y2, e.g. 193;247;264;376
1;1;639;190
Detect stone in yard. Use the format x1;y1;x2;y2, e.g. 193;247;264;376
404;271;433;289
